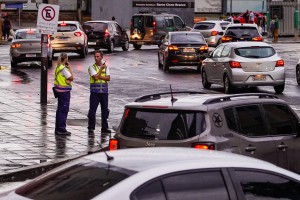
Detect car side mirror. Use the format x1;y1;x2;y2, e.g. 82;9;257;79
297;122;300;137
218;31;224;35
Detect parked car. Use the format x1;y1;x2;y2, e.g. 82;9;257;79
10;28;53;68
82;20;129;52
221;23;263;43
296;59;300;85
158;31;208;72
51;21;88;58
201;42;285;93
191;20;230;47
109;91;300;173
2;147;300;200
236;11;264;24
130;12;189;50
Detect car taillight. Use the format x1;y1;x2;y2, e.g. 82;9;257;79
153;21;156;33
276;59;284;67
199;45;208;52
252;37;263;41
109;139;119;151
211;31;218;36
74;32;82;37
130;21;133;34
229;61;241;68
168;45;179;51
192;143;215;150
222;36;232;42
11;43;21;48
60;22;66;26
124;108;130;118
105;29;110;37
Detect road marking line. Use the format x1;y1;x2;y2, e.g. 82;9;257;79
113;97;130;103
115;67;125;71
147;77;164;82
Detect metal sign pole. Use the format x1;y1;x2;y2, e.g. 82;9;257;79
40;34;48;104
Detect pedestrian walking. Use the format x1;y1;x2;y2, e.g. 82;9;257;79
249;11;254;24
243;10;249;23
53;52;73;135
273;15;279;43
112;16;116;21
87;50;111;134
2;16;11;41
262;13;267;33
269;19;275;38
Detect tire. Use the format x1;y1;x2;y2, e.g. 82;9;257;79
122;39;129;51
196;64;202;73
296;65;300;85
79;48;86;58
133;43;142;50
158;53;162;69
85;45;89;55
108;40;114;53
274;84;285;94
11;61;17;68
224;74;234;94
202;70;211;89
163;57;169;72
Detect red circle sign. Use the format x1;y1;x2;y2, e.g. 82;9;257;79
42;6;55;21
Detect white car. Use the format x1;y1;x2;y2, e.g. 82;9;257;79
201;41;285;94
1;148;300;199
51;21;88;58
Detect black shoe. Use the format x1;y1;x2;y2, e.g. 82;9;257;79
101;129;111;133
55;130;71;135
88;129;94;134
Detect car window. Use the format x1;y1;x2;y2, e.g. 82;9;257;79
235;105;268;137
165;17;174;27
235;170;300;199
15;159;137;200
235;47;275;58
162;171;230;200
15;30;41;39
132;16;144;28
174;16;184;28
131;181;166;200
224;108;239;132
220;23;230;30
57;23;77;32
120;109;206;140
145;16;154;27
225;26;259;37
171;33;205;44
221;45;230;57
82;22;108;32
263;104;297;135
212;46;224;58
193;22;215;30
155;16;164;29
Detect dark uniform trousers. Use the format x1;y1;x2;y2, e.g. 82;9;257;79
55;91;70;132
88;92;109;130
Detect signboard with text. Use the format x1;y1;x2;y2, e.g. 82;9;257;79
132;1;194;8
37;3;59;35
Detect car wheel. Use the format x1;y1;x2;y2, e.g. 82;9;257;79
202;70;211;89
224;74;234;94
47;58;53;68
196;64;202;73
133;43;142;50
163;57;169;72
85;45;89;55
296;65;300;85
158;53;163;69
11;61;17;68
274;84;285;94
108;40;114;53
79;48;86;58
122;40;129;51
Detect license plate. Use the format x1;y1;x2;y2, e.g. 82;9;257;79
183;48;195;53
58;37;68;40
252;75;266;81
137;42;144;45
88;42;96;45
26;54;36;57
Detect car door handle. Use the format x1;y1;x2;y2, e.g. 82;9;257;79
245;146;256;152
277;144;288;151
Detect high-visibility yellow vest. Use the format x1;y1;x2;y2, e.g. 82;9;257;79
89;64;108;93
54;64;72;91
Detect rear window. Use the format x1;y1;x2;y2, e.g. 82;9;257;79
145;16;153;27
171;33;205;44
235;47;276;58
193;22;215;30
82;22;108;32
16;31;41;39
120;109;206;140
220;23;230;30
165;17;174;27
57;23;77;32
225;26;259;37
16;159;136;200
132;16;144;28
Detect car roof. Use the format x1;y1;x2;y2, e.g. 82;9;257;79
227;23;258;28
15;28;38;32
58;21;80;24
169;31;202;35
220;41;271;48
84;20;114;23
197;20;230;24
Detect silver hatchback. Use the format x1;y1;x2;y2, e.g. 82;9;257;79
192;20;230;47
201;42;285;93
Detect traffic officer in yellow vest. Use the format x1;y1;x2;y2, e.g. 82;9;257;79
54;52;73;135
88;50;111;134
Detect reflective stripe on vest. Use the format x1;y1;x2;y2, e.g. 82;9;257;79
54;64;72;91
89;64;108;93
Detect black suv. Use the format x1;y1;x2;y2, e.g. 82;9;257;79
82;21;129;52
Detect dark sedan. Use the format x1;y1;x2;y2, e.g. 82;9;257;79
82;21;129;52
158;31;208;72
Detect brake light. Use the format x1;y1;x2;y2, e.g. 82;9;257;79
168;45;179;51
192;143;215;150
222;36;232;42
124;108;130;118
26;30;34;34
74;32;82;37
153;21;157;33
276;59;284;67
104;29;110;37
252;37;263;41
11;43;21;48
199;45;208;51
211;31;218;36
229;61;241;68
109;139;119;151
60;22;66;26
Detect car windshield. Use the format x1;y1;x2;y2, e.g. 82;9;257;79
120;109;206;140
171;33;205;43
235;46;276;58
57;24;77;32
193;22;215;30
16;30;41;39
225;27;259;37
82;22;108;32
15;159;136;200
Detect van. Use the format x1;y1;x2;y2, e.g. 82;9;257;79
130;12;188;50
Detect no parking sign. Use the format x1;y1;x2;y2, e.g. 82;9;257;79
37;4;60;35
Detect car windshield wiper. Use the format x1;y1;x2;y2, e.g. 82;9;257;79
136;134;156;140
246;55;260;58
